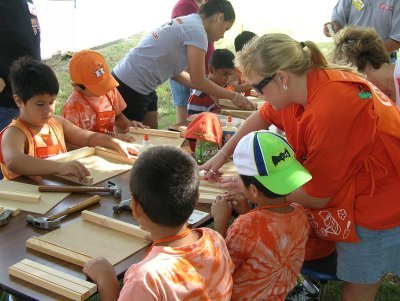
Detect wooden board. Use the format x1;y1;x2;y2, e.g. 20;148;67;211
9;259;97;301
221;109;253;119
0;204;20;216
48;147;134;185
128;128;185;148
186;113;243;128
0;181;68;214
0;189;41;203
26;211;150;267
219;96;264;110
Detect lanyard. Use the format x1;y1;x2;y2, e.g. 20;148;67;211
254;202;292;211
146;227;192;256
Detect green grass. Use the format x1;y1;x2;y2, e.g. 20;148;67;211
2;34;398;301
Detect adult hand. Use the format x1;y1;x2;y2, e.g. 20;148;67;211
83;257;116;284
233;93;256;111
0;77;5;93
57;160;91;181
323;21;341;37
199;151;227;180
219;176;242;194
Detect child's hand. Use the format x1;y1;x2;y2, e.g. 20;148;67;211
131;120;148;129
114;133;135;143
57;161;91;181
211;196;232;223
83;257;116;284
226;193;251;215
112;140;139;158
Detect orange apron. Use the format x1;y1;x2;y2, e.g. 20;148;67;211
0;117;67;179
83;95;115;135
305;70;400;243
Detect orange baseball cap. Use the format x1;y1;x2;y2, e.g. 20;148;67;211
185;112;222;150
69;50;118;96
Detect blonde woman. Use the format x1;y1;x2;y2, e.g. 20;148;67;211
201;33;400;301
332;25;400;106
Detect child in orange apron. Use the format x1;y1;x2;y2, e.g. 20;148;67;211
62;50;147;142
0;57;137;181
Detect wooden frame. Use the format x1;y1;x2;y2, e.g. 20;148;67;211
47;146;136;186
9;259;97;301
129;127;181;138
26;211;150;267
128;127;185;148
221;109;253;119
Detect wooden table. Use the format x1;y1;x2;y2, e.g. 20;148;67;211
0;172;211;300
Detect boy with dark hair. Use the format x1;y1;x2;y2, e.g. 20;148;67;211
83;146;234;301
0;56;137;181
231;30;258;96
187;48;236;116
211;130;311;300
63;50;146;142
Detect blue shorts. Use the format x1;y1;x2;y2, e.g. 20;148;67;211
336;225;400;284
169;79;190;107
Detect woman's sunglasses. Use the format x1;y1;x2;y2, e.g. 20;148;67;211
252;73;276;94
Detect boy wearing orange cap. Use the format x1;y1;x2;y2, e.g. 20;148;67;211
211;130;311;300
63;50;146;142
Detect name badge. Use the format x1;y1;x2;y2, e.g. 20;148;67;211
27;2;37;16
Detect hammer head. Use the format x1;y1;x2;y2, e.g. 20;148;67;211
112;199;132;213
26;215;60;230
0;210;12;226
107;181;121;199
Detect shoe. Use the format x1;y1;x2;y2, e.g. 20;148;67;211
285;283;320;301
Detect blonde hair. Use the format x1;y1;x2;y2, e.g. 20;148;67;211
331;26;390;72
236;33;355;79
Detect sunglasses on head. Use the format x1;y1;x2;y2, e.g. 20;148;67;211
252;73;276;94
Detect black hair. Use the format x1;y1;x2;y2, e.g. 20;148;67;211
234;31;257;52
240;175;284;198
130;146;199;227
209;48;235;69
198;0;235;22
9;56;59;104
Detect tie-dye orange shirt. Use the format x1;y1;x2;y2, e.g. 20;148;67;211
226;203;310;301
118;228;234;301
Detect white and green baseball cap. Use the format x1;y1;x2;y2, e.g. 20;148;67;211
233;130;312;195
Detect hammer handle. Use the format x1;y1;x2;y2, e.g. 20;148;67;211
47;195;101;220
39;185;110;193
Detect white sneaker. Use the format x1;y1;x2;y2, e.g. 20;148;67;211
286;283;320;301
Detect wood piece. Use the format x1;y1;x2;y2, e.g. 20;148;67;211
129;127;181;138
0;189;41;203
198;193;217;204
95;146;136;165
47;147;95;163
0;203;20;216
52;175;93;186
81;210;149;240
0;207;3;215
9;259;97;301
26;237;93;267
221;109;253;119
219;97;264;110
26;211;150;266
199;186;226;195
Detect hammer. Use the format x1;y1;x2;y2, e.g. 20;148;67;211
26;195;101;230
0;210;12;226
112;199;132;213
38;181;121;199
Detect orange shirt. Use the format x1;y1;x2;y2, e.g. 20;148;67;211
226;203;309;301
260;68;400;230
0;117;67;179
62;88;126;134
118;228;234;301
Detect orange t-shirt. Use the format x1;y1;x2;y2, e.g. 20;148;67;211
62;88;126;133
259;68;400;230
118;228;234;301
226;203;309;301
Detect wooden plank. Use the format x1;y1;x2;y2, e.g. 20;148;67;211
26;237;93;267
221;109;253;119
81;210;149;240
198;193;217;204
9;259;97;300
0;203;20;216
219;97;264;110
199;186;226;195
20;259;96;292
94;146;136;165
47;147;95;163
0;207;3;215
53;175;93;186
0;189;41;203
129;127;181;138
